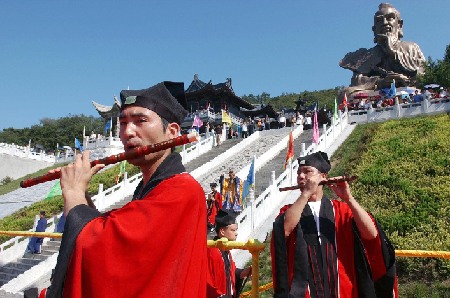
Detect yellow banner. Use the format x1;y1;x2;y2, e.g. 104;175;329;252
221;109;232;125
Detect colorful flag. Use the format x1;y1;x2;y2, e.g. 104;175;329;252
387;79;396;98
45;181;62;200
221;109;232;125
283;130;294;170
312;103;319;144
74;138;83;152
246;156;255;186
242;156;256;200
192;115;203;128
333;97;338;121
342;93;348;108
104;118;112;134
115;160;127;184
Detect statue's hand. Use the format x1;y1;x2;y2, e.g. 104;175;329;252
385;72;408;82
376;34;396;57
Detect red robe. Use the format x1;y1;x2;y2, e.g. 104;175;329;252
206;247;241;298
207;191;222;225
271;198;398;298
39;288;46;298
47;153;207;298
64;174;206;297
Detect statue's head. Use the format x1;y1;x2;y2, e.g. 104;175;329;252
372;3;404;43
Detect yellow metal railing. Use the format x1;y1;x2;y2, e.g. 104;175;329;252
207;238;266;298
2;230;450;297
395;250;450;259
239;249;450;297
0;231;62;238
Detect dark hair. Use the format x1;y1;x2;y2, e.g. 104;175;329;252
160;117;179;153
161;117;169;131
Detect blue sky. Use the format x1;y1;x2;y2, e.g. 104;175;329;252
0;1;448;131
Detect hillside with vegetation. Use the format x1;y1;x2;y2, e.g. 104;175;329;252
241;88;342;112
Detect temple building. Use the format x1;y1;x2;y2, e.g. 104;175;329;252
185;74;253;113
181;74;254;128
92;96;121;137
92;74;256;131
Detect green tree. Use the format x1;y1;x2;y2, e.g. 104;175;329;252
418;44;450;88
0;115;104;151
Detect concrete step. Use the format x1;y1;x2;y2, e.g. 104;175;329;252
253;129;313;196
195;128;292;192
20;255;44;265
0;266;26;276
184;138;241;173
41;249;58;257
0;271;18;284
103;195;133;212
43;242;61;251
1;262;33;271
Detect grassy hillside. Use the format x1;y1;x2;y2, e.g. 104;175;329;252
243;113;450;297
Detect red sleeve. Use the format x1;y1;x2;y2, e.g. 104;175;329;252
333;201;390;282
270;205;294;290
207;248;226;297
361;216;387;281
215;192;222;210
63;174;207;298
39;288;47;298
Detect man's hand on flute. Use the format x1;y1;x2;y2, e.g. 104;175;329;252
53;151;104;215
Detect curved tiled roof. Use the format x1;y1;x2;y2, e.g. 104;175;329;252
92;96;121;119
185;74;253;110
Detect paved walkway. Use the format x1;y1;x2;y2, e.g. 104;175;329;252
0;180;56;220
0;163;118;220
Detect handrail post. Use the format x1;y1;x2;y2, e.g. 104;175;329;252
250;249;260;298
97;184;104;210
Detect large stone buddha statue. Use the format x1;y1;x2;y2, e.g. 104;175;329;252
340;3;426;91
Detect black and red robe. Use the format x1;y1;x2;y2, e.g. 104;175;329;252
271;198;398;298
206;243;245;298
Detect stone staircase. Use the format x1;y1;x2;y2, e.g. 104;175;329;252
0;195;135;292
184;138;241;173
253;129;313;195
0;238;60;287
193;127;293;192
103;195;134;212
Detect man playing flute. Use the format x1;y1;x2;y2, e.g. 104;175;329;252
271;151;397;297
46;82;207;297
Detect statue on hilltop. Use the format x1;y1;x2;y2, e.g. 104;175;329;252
339;3;426;92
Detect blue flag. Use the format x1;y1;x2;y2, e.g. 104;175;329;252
74;138;83;152
246;157;255;186
242;156;256;201
386;79;396;98
104;119;112;134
